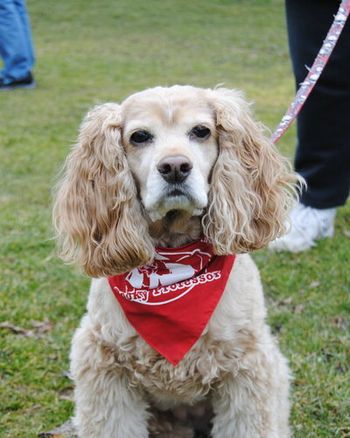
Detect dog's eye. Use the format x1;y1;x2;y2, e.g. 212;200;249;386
130;130;153;145
190;125;211;140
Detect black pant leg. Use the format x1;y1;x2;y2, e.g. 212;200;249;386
285;0;350;208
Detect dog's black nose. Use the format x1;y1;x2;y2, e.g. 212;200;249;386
157;155;193;184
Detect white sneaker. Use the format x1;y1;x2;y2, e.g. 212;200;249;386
269;203;336;252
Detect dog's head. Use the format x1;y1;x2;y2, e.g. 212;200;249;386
53;86;299;277
122;86;218;223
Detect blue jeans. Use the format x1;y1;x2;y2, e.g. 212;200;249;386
0;0;35;82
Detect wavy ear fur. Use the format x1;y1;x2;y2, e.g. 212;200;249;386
53;103;154;277
203;88;301;254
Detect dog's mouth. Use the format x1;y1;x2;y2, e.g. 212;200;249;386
147;186;205;222
168;188;186;197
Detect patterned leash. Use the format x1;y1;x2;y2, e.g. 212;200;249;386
271;0;350;144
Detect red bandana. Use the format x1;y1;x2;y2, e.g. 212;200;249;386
108;240;235;365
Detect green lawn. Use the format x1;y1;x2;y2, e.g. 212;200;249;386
0;0;349;436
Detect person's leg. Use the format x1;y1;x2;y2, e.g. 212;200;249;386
14;0;35;70
0;0;34;83
271;0;350;252
286;0;350;209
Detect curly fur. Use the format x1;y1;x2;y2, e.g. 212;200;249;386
203;88;297;254
53;103;154;277
53;86;300;437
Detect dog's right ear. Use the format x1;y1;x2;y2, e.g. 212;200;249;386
53;103;154;277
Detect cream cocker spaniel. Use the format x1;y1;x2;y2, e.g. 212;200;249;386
53;86;299;437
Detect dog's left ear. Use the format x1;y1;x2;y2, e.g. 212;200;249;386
203;88;300;254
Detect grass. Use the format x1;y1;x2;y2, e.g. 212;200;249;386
0;0;349;436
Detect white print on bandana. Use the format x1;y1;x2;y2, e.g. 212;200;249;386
111;247;222;306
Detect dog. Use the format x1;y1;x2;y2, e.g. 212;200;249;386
53;85;299;437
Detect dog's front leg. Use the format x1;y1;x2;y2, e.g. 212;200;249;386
70;325;149;438
211;353;290;438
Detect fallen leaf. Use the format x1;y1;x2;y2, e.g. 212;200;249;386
0;319;53;339
0;321;35;337
309;281;320;289
38;419;77;438
331;316;349;330
293;304;305;314
30;318;53;334
277;296;293;306
59;388;74;401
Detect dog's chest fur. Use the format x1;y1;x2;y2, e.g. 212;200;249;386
100;328;252;408
86;255;261;406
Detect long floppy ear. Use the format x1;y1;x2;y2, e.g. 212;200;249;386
203;88;301;254
53;103;154;277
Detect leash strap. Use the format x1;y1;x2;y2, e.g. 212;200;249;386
271;0;350;144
